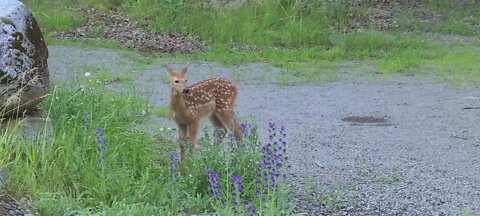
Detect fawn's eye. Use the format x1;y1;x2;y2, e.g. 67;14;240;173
185;79;187;83
174;80;179;83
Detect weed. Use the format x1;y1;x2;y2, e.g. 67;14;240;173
153;105;169;118
230;70;248;81
373;174;400;184
112;74;135;84
459;208;474;216
301;178;344;211
255;74;266;81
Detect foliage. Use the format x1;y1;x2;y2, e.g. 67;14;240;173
0;78;295;214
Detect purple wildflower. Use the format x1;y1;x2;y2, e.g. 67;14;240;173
240;122;250;136
239;122;259;145
229;174;254;214
230;175;243;198
246;204;255;216
226;131;237;151
95;127;107;163
81;112;90;130
169;151;178;185
255;120;290;195
206;168;223;205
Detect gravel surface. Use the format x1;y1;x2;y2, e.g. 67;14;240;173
46;45;480;215
0;196;34;216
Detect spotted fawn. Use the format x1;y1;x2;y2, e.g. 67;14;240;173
166;63;241;162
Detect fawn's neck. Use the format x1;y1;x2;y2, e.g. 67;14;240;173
169;92;188;110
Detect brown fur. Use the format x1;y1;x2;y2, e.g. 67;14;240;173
166;64;241;163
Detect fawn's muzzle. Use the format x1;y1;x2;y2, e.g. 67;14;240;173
182;88;190;94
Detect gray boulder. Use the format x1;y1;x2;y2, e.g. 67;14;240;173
0;0;49;117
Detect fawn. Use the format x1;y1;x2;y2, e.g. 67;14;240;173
166;63;241;163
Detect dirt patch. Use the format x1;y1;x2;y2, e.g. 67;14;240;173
346;0;400;31
48;45;480;215
341;116;388;123
49;8;205;53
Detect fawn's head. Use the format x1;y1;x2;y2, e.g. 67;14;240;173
166;63;190;95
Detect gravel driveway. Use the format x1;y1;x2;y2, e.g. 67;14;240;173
49;45;480;215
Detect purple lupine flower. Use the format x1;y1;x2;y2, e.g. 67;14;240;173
169;151;178;185
240;122;250;136
229;174;253;214
240;122;259;145
81;112;90;130
255;120;290;195
206;168;222;205
226;131;237;151
95;127;107;163
246;204;255;216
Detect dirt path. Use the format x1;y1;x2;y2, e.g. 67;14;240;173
48;45;480;215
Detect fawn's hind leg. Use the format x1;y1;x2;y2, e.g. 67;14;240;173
187;120;200;151
215;111;242;148
210;114;226;144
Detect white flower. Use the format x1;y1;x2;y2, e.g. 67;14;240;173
85;72;91;77
159;128;164;132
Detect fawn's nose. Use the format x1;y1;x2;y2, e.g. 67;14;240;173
182;88;190;94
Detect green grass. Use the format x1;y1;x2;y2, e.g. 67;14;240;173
23;0;479;47
24;0;83;32
396;0;479;35
44;35;122;49
185;30;428;63
430;22;476;36
431;47;480;85
124;0;332;48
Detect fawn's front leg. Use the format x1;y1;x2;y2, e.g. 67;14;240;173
177;123;187;163
188;120;200;151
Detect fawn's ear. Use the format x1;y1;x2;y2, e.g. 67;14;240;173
166;63;174;76
182;63;189;74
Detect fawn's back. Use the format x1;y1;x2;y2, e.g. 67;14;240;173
183;77;237;116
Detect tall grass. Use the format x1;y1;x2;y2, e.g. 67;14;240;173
23;0;83;31
123;0;333;47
